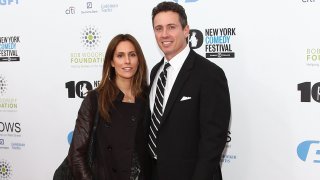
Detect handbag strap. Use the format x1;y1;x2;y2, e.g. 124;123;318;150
87;90;99;167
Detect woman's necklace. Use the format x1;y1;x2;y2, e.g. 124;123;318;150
124;95;134;103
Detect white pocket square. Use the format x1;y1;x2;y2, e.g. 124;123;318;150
180;96;191;101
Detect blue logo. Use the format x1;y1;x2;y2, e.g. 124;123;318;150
0;0;19;5
173;0;198;3
67;131;73;145
0;139;4;145
297;140;320;163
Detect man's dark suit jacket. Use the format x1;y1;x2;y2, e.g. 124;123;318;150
149;49;231;180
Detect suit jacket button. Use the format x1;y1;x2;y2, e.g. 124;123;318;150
131;115;136;122
107;145;112;151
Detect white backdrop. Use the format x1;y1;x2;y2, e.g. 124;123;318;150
1;0;319;179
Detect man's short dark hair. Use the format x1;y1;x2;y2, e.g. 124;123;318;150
152;1;188;28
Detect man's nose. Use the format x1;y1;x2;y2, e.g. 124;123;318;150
161;28;169;37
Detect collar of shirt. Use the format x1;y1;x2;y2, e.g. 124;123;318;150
163;45;190;72
115;90;142;104
150;45;190;113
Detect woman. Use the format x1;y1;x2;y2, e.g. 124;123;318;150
67;34;150;180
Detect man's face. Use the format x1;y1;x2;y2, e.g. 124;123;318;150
153;11;189;60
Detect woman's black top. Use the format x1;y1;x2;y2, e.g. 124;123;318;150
94;92;147;180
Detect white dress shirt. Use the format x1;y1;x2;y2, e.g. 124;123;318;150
149;46;190;113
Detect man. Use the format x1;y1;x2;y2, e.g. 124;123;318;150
148;1;231;180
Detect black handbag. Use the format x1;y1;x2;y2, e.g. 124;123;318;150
53;92;99;180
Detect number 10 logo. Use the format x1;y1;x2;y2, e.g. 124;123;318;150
297;82;320;102
65;81;100;98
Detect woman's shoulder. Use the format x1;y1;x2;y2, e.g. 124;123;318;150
81;89;98;110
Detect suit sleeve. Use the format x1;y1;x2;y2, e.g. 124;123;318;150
192;66;231;180
67;91;96;180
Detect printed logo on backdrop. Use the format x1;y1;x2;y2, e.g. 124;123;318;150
65;6;76;15
87;2;92;9
70;25;104;68
297;140;320;163
0;138;10;150
0;75;8;96
81;2;98;14
0;159;13;179
0;121;22;137
65;80;100;98
101;2;118;13
221;131;237;164
306;48;320;67
297;82;320;103
0;75;18;113
301;0;316;3
189;29;203;49
0;0;19;5
188;28;237;58
0;120;25;151
0;36;21;62
64;2;119;14
68;131;73;144
81;26;101;50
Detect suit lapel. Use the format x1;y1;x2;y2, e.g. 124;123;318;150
159;50;195;128
146;59;163;129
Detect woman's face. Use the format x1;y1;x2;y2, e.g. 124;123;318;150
111;40;139;81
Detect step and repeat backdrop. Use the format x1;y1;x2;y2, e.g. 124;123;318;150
1;0;319;179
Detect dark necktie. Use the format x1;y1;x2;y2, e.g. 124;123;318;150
148;62;170;159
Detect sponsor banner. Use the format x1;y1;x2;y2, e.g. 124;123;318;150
0;120;25;151
297;140;320;163
65;1;119;15
0;159;13;179
306;48;320;67
70;26;104;68
221;131;237;164
0;0;19;5
189;28;237;59
65;80;100;98
297;82;320;103
0;75;18;113
0;36;21;62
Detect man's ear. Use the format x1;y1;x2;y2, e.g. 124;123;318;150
184;25;190;38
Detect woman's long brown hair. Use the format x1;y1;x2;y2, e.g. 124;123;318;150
96;34;148;122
